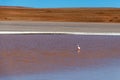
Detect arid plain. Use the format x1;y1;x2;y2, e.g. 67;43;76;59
0;6;120;22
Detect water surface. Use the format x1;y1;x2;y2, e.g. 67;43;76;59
0;34;120;80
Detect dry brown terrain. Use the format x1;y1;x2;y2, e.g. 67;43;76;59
0;6;120;22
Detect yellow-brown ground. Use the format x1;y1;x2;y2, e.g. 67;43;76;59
0;6;120;22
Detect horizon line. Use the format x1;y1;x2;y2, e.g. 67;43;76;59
0;5;120;9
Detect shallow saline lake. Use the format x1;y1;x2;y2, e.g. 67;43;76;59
0;34;120;80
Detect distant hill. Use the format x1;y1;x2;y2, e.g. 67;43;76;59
0;6;120;22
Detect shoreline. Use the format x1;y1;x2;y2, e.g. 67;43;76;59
0;21;120;35
0;31;120;36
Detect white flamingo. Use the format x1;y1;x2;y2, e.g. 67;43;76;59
77;45;80;50
77;44;80;54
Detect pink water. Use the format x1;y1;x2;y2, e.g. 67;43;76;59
0;34;120;80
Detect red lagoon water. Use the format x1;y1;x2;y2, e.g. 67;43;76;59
0;34;120;76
